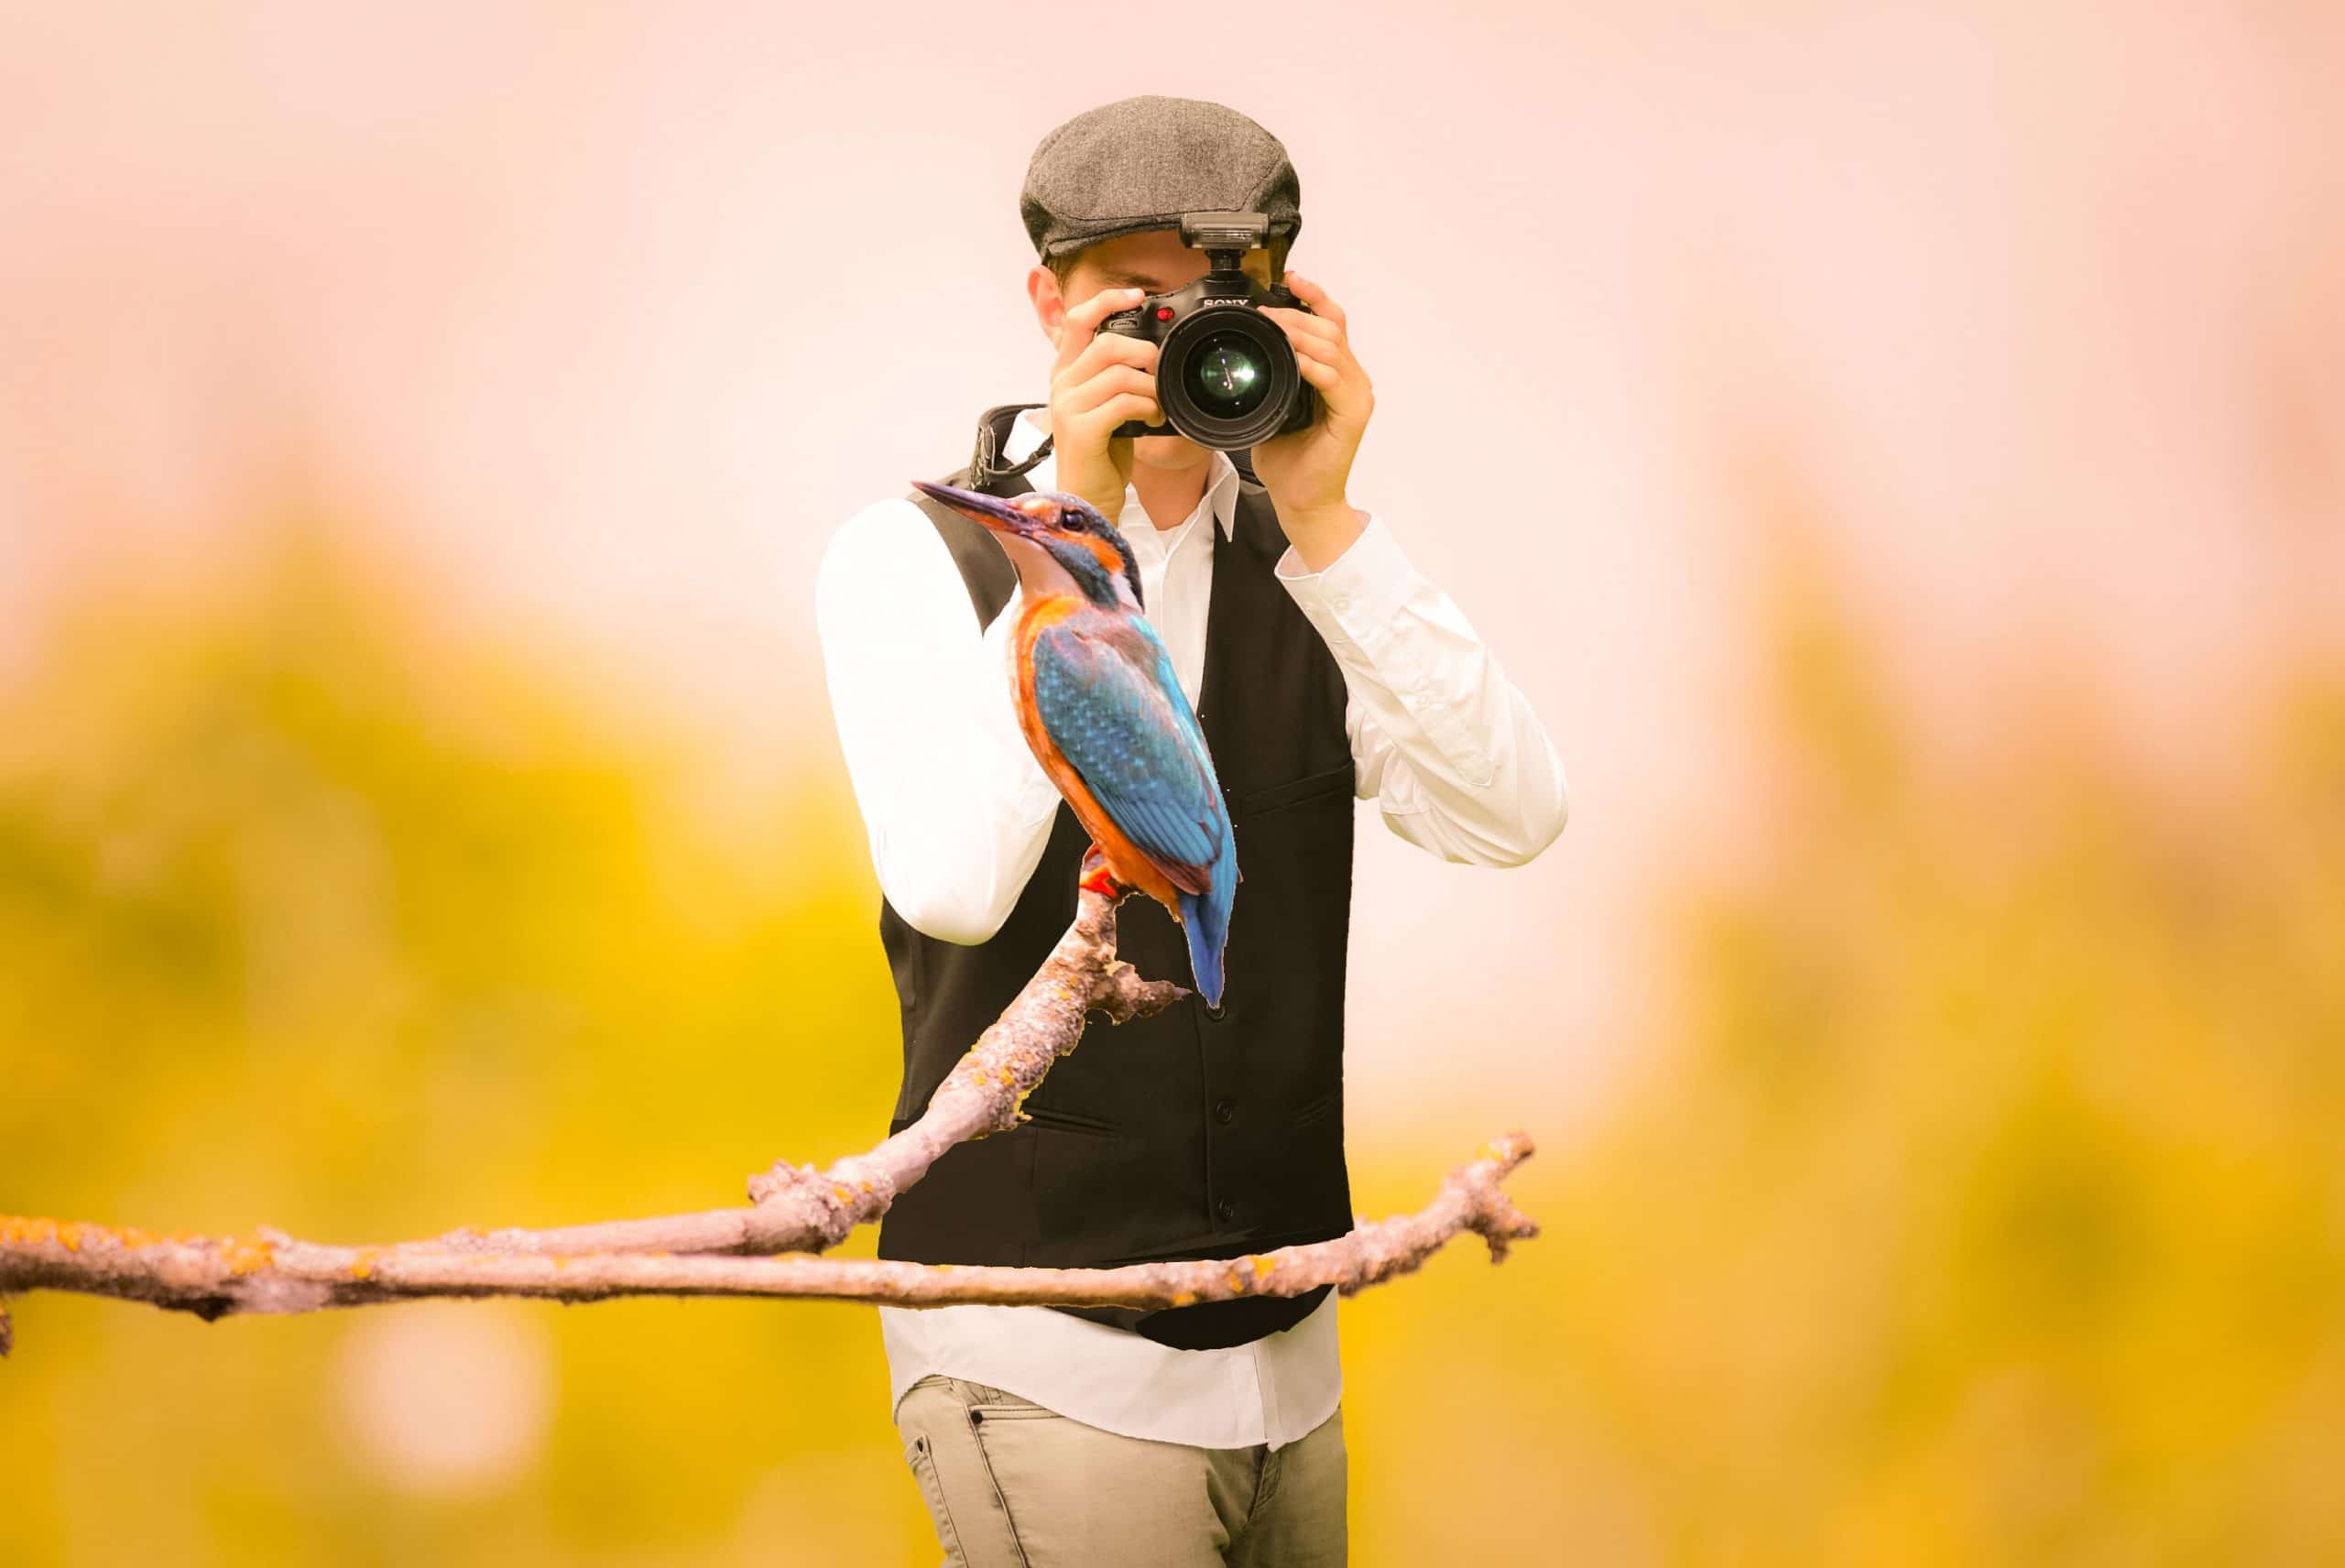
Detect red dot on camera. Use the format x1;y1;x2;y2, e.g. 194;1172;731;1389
1154;306;1174;321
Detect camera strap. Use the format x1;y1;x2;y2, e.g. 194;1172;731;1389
970;402;1053;488
969;400;1268;491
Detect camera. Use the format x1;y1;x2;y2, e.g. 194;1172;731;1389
1097;211;1318;452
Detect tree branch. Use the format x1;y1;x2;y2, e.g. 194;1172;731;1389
0;1135;1536;1327
0;884;1543;1354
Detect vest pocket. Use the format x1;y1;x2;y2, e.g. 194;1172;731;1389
1233;762;1355;820
1292;1083;1342;1128
1028;1120;1170;1254
1285;1087;1352;1236
1017;1103;1119;1138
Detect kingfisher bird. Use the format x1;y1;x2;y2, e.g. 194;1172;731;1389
911;478;1239;1008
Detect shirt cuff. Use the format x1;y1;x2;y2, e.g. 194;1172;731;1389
1272;509;1406;647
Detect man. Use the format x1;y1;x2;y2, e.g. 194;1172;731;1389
814;94;1567;1566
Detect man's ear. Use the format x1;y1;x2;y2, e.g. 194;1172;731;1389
1029;264;1065;345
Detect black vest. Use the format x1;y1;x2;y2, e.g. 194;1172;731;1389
873;403;1358;1350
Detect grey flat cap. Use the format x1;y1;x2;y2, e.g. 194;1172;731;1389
1021;94;1301;262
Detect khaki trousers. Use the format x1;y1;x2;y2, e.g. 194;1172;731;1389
893;1373;1348;1566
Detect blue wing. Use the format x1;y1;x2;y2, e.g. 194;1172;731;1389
1030;615;1227;887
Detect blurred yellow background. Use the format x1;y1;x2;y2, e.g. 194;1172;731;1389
5;2;2342;1563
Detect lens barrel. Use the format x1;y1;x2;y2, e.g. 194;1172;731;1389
1154;307;1304;450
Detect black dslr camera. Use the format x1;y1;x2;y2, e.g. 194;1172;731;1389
1098;211;1318;452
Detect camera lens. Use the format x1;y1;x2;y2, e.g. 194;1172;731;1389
1185;330;1272;419
1148;304;1307;451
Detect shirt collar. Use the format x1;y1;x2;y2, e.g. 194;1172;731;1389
1002;404;1241;542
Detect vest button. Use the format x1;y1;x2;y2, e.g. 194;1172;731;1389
1213;1098;1237;1125
1216;1197;1238;1224
1203;998;1229;1022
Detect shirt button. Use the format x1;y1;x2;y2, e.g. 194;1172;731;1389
1216;1197;1238;1224
1332;594;1350;611
1213;1098;1237;1125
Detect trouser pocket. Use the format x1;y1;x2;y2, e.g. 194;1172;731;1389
902;1428;968;1564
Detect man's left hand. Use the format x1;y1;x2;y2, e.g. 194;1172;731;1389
1251;269;1370;571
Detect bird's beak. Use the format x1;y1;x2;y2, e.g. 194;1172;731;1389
911;479;1035;537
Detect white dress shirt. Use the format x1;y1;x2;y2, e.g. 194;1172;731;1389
813;403;1567;1451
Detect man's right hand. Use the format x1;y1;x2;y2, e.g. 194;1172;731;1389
1048;285;1164;522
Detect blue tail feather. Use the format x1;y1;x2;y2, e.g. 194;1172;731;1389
1176;833;1239;1009
1177;889;1226;1008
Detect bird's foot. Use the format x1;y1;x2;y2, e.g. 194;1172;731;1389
1078;842;1132;902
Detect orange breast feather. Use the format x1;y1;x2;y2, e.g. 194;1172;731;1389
1010;595;1184;913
